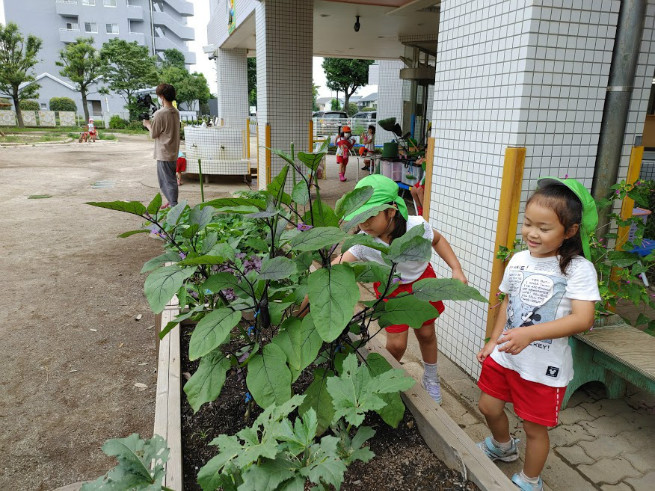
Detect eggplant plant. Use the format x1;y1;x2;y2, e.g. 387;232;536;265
88;143;487;490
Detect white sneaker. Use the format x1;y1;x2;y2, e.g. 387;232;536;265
422;374;442;404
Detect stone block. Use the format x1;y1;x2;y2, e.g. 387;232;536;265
579;415;635;437
549;423;594;446
554;444;594;465
579;435;635;460
625;470;655;491
578;457;640;485
623;446;655;473
600;483;633;491
558;405;593;425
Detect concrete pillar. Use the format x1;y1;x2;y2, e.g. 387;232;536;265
428;1;655;379
375;60;405;145
215;48;249;127
255;0;313;188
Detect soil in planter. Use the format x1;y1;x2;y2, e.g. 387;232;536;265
180;325;479;490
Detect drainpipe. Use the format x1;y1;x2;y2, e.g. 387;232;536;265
592;0;646;236
148;0;156;56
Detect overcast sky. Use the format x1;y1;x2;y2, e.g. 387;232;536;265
0;0;376;100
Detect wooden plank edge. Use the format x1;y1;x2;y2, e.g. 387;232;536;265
363;336;513;491
154;300;184;490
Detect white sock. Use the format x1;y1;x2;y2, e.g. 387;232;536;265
491;437;513;451
520;471;540;484
422;361;438;380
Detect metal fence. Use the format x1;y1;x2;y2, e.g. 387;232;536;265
312;117;376;144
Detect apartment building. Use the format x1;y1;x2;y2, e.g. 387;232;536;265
3;0;195;117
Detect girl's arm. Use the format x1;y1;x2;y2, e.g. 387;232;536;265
477;295;508;363
432;229;467;284
497;299;595;355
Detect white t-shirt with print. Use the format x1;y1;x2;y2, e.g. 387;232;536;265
490;250;600;387
347;215;432;283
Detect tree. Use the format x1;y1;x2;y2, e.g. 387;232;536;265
322;58;373;111
49;97;77;112
100;38;158;119
57;37;104;122
312;83;319;111
247;57;256;107
0;22;42;127
160;66;210;111
162;48;186;70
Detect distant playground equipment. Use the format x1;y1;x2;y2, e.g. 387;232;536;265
79;119;98;143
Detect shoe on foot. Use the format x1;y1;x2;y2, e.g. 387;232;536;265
476;436;520;462
422;374;442;404
160;203;170;210
511;473;543;491
339;173;347;182
361;166;370;170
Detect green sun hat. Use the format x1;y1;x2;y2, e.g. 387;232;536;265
344;175;408;222
537;176;598;260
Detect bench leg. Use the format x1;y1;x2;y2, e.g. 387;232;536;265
564;337;627;409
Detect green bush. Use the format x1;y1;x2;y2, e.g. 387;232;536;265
0;98;11;110
19;100;40;111
49;97;77;112
127;120;147;131
109;115;129;129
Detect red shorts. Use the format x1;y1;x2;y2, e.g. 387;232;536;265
477;357;565;427
336;155;348;165
176;157;187;173
373;263;445;333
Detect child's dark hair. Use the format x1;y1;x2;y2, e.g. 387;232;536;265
368;125;375;134
527;185;583;273
386;204;407;242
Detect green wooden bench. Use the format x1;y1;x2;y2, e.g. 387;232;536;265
564;316;655;408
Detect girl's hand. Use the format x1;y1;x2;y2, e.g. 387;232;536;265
452;268;468;285
477;341;496;363
497;328;534;355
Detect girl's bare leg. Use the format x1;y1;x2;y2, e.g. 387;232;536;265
385;330;409;361
478;393;510;443
522;420;549;478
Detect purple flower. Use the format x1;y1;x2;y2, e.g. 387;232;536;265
179;252;187;260
392;277;401;284
616;189;620;195
297;223;313;231
238;351;250;362
564;174;569;179
244;392;252;403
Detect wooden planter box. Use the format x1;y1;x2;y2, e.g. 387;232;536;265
154;299;513;491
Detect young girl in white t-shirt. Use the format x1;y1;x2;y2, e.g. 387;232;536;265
334;174;467;404
476;177;600;491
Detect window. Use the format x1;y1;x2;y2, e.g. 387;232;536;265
84;22;97;33
82;0;95;5
106;23;119;34
103;0;117;6
65;22;79;31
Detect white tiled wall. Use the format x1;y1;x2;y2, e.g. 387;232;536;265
255;0;314;188
431;0;626;378
208;0;257;48
376;60;405;145
216;48;249;127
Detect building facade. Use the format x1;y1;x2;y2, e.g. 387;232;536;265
3;0;195;118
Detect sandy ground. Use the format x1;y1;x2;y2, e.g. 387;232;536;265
0;135;255;490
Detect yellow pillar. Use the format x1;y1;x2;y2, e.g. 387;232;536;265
485;147;526;338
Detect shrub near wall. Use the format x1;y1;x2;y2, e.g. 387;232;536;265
19;100;40;111
49;97;77;112
0;98;11;110
109;115;129;129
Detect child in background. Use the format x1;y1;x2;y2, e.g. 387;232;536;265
176;151;187;186
336;175;468;403
476;177;600;491
360;125;376;171
335;125;355;182
410;156;427;215
87;119;97;142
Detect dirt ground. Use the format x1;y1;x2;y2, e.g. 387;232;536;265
0;135;254;490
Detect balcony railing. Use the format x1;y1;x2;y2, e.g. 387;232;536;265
59;28;81;43
152;11;194;40
126;5;144;21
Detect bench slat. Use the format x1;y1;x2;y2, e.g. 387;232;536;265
574;325;655;382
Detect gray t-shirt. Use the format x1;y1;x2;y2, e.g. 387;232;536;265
150;106;180;161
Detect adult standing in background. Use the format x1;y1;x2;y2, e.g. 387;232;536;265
143;83;180;208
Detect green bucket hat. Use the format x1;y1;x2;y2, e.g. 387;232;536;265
344;175;408;222
537;177;598;260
